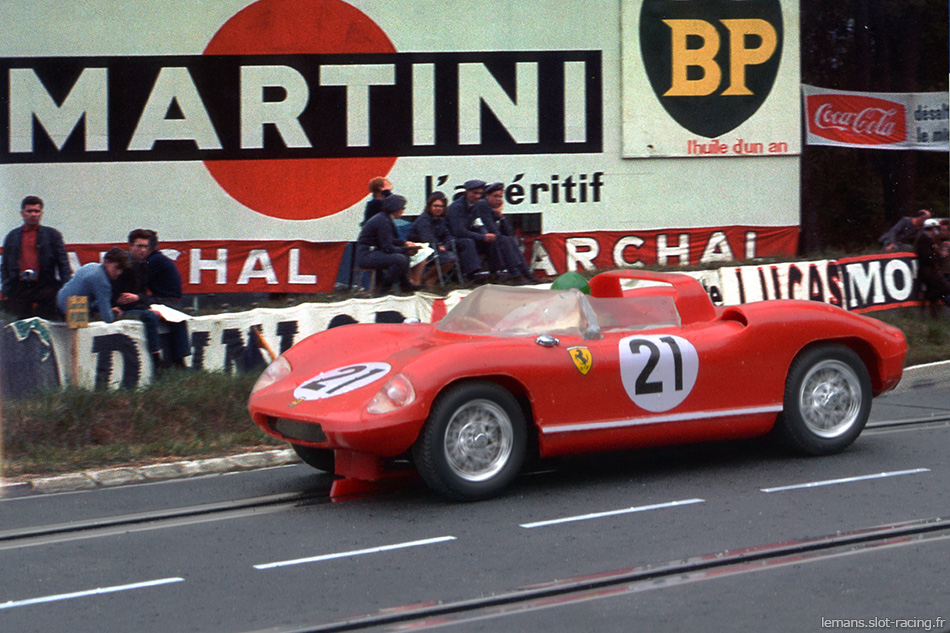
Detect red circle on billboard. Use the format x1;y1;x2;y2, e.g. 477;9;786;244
203;0;398;221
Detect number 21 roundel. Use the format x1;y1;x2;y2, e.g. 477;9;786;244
619;335;698;412
294;363;391;401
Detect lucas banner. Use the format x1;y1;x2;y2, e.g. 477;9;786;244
802;85;949;152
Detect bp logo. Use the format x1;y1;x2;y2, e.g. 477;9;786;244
639;0;783;138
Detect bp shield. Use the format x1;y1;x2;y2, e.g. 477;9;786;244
639;0;783;138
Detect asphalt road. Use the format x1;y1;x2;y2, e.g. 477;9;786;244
1;383;949;633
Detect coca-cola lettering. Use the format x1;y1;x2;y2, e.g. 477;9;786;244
806;94;907;145
814;104;898;137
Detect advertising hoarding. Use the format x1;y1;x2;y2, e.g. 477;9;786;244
0;0;802;293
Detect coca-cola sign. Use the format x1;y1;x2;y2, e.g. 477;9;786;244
806;94;907;145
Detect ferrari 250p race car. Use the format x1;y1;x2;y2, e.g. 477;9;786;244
247;269;907;501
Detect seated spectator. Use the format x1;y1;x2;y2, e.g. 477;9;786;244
476;182;535;283
446;179;491;282
56;247;129;323
356;194;425;294
880;209;931;252
407;192;475;287
115;229;191;370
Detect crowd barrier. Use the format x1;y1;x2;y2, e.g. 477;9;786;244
0;252;922;396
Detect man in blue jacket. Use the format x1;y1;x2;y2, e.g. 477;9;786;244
57;248;129;323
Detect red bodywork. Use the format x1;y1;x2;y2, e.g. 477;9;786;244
247;270;907;493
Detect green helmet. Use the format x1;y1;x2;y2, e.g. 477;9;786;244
550;271;591;294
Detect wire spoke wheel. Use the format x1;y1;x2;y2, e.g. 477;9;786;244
778;345;872;456
443;399;514;482
798;360;863;438
414;381;527;501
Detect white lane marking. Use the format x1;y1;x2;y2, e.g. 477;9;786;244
253;536;457;570
519;498;705;529
0;577;184;611
760;468;931;493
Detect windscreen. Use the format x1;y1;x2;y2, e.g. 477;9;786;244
437;285;597;338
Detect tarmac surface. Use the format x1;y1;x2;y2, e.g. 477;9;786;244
3;360;948;498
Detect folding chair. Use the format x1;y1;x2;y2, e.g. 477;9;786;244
347;241;377;294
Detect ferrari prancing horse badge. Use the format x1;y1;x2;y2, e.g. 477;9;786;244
568;346;592;375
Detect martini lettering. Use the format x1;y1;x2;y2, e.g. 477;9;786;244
0;52;602;163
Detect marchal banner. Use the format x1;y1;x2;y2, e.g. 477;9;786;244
803;85;949;152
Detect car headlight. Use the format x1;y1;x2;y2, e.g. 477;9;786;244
366;374;416;414
252;356;292;394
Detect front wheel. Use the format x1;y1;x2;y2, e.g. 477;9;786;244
413;381;526;501
775;345;872;455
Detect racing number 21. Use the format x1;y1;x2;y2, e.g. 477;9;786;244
619;334;698;412
629;336;683;394
294;362;392;401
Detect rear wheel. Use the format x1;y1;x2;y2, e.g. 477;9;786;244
775;345;872;455
413;381;526;501
291;444;335;473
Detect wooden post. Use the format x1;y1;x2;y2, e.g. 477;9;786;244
66;296;89;387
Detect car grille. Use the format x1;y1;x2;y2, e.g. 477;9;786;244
269;417;327;443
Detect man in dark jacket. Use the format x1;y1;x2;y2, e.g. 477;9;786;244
915;218;950;313
475;182;535;283
115;228;191;369
1;195;72;320
446;179;493;281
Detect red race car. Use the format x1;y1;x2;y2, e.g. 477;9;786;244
248;269;907;501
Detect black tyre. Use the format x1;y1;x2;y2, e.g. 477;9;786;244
291;444;335;473
775;345;872;455
413;381;526;501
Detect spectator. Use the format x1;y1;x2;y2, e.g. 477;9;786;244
115;229;191;369
356;194;424;294
407;192;475;287
880;209;931;252
56;247;129;323
1;195;72;320
362;176;392;226
476;182;535;283
914;218;950;314
446;179;492;282
936;218;950;280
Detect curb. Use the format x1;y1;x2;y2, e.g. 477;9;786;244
1;449;300;498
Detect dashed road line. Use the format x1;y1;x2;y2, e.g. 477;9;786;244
519;498;705;529
0;577;184;611
253;536;457;570
760;468;930;493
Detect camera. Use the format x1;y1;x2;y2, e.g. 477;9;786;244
19;269;38;282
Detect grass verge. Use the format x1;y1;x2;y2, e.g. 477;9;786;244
872;308;950;367
1;369;282;479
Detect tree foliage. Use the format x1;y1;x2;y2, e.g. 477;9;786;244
800;0;948;253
